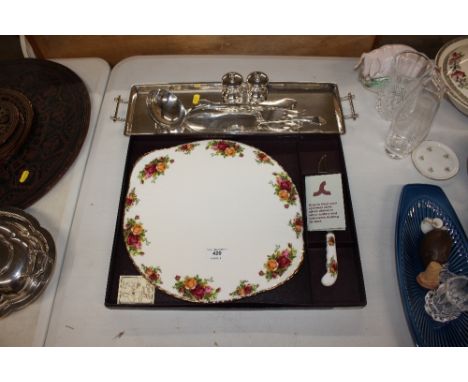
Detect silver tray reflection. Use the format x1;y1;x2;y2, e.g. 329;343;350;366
124;82;346;136
0;208;55;318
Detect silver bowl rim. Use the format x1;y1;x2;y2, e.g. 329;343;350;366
0;207;56;318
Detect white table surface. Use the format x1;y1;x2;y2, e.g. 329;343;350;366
44;56;467;346
0;58;110;346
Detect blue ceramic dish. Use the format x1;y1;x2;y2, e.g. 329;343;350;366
396;184;468;346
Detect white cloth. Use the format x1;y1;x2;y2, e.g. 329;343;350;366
355;44;416;79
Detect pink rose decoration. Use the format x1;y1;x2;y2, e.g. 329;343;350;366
279;179;292;191
277;255;291;269
452;70;466;80
127;234;139;246
145;164;157;176
191;285;206;300
281;249;291;258
216;141;229;151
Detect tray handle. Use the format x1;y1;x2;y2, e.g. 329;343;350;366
341;92;359;120
110;95;128;122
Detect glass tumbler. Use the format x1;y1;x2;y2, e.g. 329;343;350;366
384;68;445;159
376;51;433;121
425;274;468;323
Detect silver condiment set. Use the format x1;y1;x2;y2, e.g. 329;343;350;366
221;71;269;104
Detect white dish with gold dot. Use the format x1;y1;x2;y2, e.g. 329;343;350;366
122;140;304;303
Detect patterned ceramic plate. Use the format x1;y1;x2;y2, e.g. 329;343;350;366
396;184;468;346
123;140;304;303
435;37;468;116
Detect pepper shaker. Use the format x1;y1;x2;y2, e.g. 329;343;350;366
221;72;244;104
247;71;269;103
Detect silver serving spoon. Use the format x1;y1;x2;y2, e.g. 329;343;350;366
146;89;187;132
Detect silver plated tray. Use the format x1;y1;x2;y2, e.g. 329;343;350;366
0;208;55;318
122;82;347;136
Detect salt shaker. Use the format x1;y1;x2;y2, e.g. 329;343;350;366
247;71;269;103
221;72;244;104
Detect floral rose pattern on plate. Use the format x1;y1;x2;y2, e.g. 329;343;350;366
270;172;298;208
229;280;259;297
206;140;244;158
173;275;220;302
259;243;297;281
289;213;303;238
124;140;305;303
124;215;150;256
254;149;274;165
125;187;139;211
141;264;162;285
327;258;338;277
448;51;468;89
138;155;174;184
176;142;199;155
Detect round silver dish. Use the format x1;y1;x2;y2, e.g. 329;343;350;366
0;207;55;318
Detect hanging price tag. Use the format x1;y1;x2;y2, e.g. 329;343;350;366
305;173;346;231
